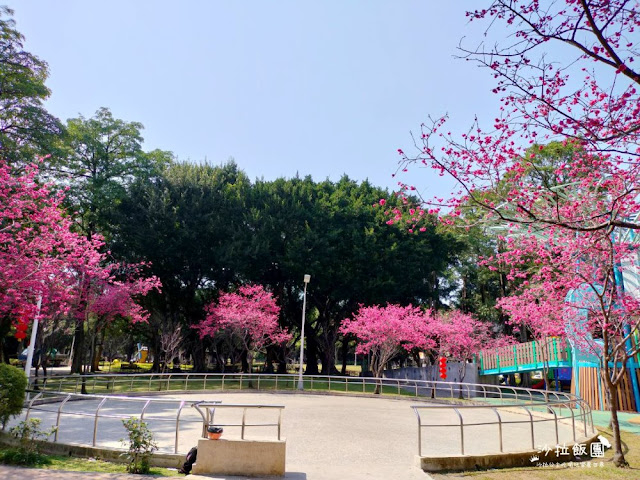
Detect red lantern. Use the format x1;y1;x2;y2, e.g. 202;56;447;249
14;319;28;340
438;357;447;380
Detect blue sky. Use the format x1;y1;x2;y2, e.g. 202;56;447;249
14;1;498;197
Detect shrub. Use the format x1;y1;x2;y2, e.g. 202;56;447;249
1;418;55;465
121;417;157;474
0;363;27;429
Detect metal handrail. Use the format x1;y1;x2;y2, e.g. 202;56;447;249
24;372;596;456
191;401;285;441
411;395;596;456
40;373;579;400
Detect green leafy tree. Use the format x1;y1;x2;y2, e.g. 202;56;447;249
0;7;62;165
49;107;172;240
112;161;250;371
244;176;461;374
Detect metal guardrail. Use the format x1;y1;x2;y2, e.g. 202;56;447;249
410;382;596;456
192;401;284;440
27;372;596;457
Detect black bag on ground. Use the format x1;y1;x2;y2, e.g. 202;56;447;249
178;446;197;474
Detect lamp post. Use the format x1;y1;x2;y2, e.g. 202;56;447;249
297;274;311;390
24;293;43;380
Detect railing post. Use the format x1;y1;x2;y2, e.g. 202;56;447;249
548;405;559;445
278;408;282;440
411;407;423;456
241;408;247;439
492;408;503;453
577;401;588;436
522;406;535;449
54;394;72;442
175;401;185;454
93;397;108;447
204;374;208;391
184;374;189;391
24;392;43;422
452;408;464;455
222;374;225;391
568;403;576;442
418;412;422;456
140;399;152;420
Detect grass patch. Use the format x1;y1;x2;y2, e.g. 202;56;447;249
432;428;640;480
0;446;177;476
0;447;50;466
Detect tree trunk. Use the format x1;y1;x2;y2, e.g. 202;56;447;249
340;340;349;376
603;369;628;467
188;336;206;372
372;353;383;394
71;321;85;374
320;343;338;375
241;349;249;373
304;331;319;375
263;347;275;373
90;326;103;372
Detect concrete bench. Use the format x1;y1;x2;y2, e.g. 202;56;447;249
192;438;286;476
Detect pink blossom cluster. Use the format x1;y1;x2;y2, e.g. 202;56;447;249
0;160;160;336
195;284;291;353
340;304;506;375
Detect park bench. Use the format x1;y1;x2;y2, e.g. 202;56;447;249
119;363;142;372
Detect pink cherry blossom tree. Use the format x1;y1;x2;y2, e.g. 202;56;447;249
195;284;290;373
70;262;162;373
0;160;161;374
386;2;640;465
433;310;501;385
340;304;436;393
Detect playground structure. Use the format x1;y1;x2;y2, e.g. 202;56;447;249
11;372;597;476
478;337;640;413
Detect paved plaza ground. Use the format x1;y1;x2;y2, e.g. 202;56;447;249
10;390;585;480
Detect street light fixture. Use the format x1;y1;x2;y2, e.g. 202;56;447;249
297;274;311;390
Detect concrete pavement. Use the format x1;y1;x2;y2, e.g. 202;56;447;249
11;391;582;479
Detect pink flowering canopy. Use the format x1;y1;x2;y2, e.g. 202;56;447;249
195;284;291;353
0;160;161;337
433;310;507;362
381;2;639;464
340;304;435;355
340;304;436;377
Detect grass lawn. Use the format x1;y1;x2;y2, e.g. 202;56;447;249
0;447;178;476
43;455;177;476
45;373;419;398
433;428;640;480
